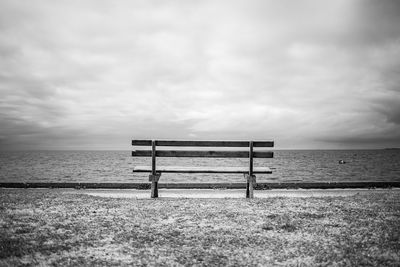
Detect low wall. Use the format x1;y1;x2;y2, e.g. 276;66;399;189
1;181;399;189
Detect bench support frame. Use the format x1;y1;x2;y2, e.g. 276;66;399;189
245;174;257;199
246;141;254;198
150;140;159;198
132;139;273;199
149;174;161;198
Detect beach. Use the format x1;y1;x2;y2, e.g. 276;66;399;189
1;188;399;266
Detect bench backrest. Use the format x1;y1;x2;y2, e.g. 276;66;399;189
132;140;274;175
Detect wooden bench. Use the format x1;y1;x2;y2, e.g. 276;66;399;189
131;140;274;198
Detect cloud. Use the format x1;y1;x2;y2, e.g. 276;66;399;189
0;0;400;149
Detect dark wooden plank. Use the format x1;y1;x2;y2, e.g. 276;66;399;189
132;140;274;147
254;151;274;158
158;140;248;147
132;150;273;158
160;183;248;189
133;166;272;174
132;140;152;146
254;141;274;147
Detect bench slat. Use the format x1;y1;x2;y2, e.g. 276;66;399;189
132;140;274;147
132;150;273;158
133;166;272;174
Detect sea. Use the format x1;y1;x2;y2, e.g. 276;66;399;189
0;150;399;184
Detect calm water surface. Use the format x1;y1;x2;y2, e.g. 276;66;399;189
0;150;399;183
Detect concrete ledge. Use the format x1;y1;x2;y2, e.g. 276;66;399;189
1;181;399;189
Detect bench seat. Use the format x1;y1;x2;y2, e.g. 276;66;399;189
133;166;272;174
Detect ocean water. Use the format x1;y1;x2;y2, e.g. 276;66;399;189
0;150;399;183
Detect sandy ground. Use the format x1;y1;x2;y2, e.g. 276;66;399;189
68;187;400;199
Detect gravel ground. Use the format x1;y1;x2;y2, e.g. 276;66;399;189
0;188;399;266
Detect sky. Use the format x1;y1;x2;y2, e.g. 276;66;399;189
0;0;400;150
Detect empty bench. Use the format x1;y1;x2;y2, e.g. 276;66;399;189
131;140;274;198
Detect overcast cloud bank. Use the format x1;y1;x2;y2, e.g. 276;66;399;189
0;0;399;150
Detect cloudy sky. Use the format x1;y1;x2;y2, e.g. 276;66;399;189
0;0;399;150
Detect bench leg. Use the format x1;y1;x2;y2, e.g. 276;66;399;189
149;174;161;198
151;181;158;198
245;175;256;198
